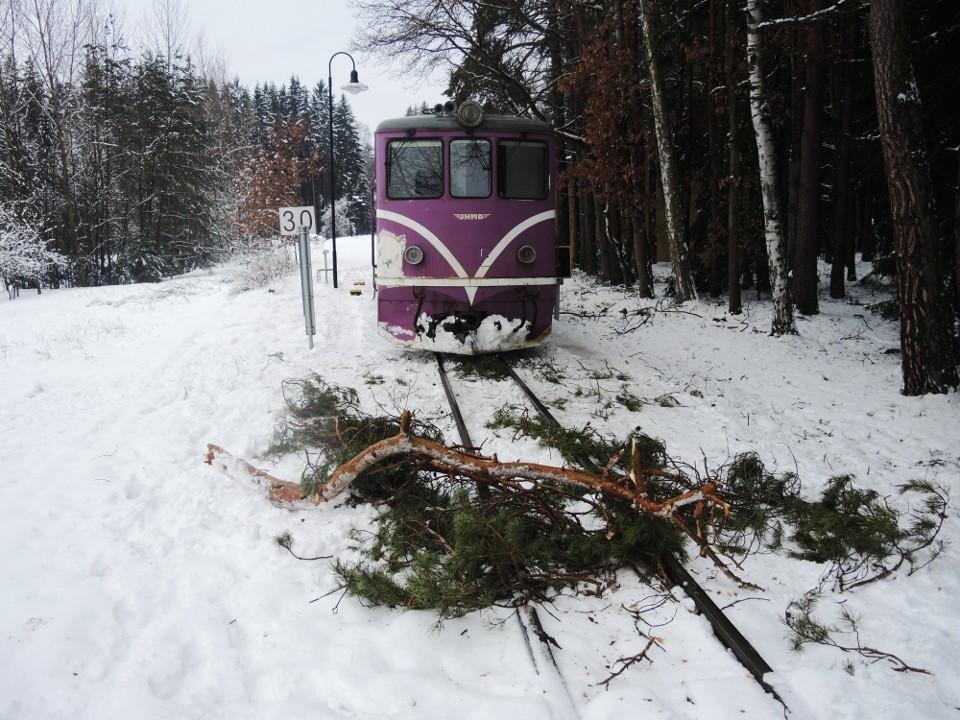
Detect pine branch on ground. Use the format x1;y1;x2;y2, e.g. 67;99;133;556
262;377;949;624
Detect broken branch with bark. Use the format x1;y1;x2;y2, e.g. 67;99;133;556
206;410;760;587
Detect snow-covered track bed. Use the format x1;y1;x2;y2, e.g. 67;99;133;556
429;351;789;718
4;245;957;720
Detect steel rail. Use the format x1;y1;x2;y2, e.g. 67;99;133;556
500;359;785;707
434;353;580;720
434;353;474;449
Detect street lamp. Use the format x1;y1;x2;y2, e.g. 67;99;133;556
328;51;368;289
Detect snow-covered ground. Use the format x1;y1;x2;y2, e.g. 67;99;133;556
1;237;958;719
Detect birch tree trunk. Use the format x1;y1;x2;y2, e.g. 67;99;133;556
868;0;958;394
638;0;696;302
746;0;797;335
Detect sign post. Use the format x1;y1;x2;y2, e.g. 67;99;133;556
279;206;317;349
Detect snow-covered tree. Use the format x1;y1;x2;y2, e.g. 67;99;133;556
319;204;355;239
0;203;66;298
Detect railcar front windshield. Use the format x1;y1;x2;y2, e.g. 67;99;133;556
450;138;491;198
498;140;549;200
387;139;443;199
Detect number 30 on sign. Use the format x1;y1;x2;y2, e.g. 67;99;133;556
278;206;316;235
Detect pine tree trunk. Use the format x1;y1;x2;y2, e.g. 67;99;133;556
868;0;959;394
795;6;825;315
860;190;876;261
707;0;724;299
787;26;804;270
830;16;854;298
580;186;596;274
726;0;742;314
606;199;625;285
638;0;696;301
616;208;634;285
954;155;960;311
597;194;613;281
567;175;578;274
632;210;655;297
644;149;656;262
746;0;797;334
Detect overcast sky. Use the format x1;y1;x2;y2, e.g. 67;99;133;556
118;0;449;133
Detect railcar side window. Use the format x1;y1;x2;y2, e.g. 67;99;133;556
450;138;491;198
497;140;548;200
387;139;443;199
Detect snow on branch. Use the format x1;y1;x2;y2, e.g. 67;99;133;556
0;202;67;298
757;0;865;30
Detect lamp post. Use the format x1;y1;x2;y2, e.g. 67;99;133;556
328;51;368;289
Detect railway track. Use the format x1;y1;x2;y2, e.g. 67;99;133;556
433;352;786;712
435;353;581;719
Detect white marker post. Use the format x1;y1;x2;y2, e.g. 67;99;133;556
279;205;317;349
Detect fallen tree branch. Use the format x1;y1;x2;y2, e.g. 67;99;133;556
207;412;754;586
205;443;306;506
316;411;759;587
320;412;728;519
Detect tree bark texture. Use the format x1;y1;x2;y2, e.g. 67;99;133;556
597;197;613;282
955;155;960;311
610;205;636;287
567;176;578;274
795;7;825;315
638;0;696;301
746;0;797;334
726;0;742;314
580;186;597;274
632;210;655;297
868;0;959;394
707;0;724;299
830;16;855;298
787;32;804;269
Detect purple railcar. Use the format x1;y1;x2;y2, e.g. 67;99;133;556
373;104;569;354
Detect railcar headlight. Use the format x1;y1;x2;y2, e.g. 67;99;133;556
457;100;484;128
517;245;537;264
404;245;425;265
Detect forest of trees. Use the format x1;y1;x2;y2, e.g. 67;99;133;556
0;0;371;291
2;0;958;396
355;0;959;395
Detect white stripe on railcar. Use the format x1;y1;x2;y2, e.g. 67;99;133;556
475;209;556;279
378;277;559;288
375;209;468;278
375;208;557;303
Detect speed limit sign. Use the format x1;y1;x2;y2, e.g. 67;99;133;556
278;206;316;235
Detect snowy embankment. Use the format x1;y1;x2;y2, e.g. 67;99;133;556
1;237;958;720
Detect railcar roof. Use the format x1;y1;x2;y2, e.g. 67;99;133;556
375;114;553;135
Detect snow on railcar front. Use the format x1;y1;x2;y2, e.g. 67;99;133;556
373;102;569;355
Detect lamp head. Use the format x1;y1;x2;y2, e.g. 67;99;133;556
342;69;368;95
